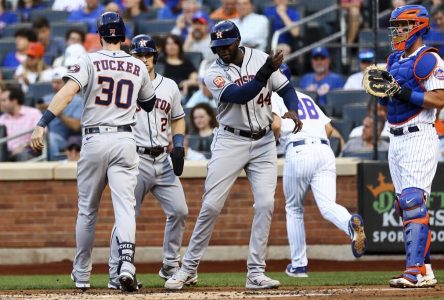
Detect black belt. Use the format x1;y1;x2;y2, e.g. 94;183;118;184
224;125;271;140
84;125;132;134
389;124;434;136
137;146;165;157
292;139;329;147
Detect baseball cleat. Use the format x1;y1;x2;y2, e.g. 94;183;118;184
108;277;143;290
159;264;180;280
246;274;280;289
164;269;198;290
423;264;437;287
70;271;90;291
118;271;139;292
349;214;367;258
285;264;308;278
389;267;436;288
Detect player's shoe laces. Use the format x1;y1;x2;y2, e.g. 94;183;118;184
108;277;143;290
348;214;367;258
70;271;90;291
246;274;280;289
158;264;180;280
164;269;198;290
118;271;139;292
285;264;308;278
389;265;437;288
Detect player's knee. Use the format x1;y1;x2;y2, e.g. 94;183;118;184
175;205;189;220
398;188;429;223
285;204;304;216
254;199;274;213
202;202;222;216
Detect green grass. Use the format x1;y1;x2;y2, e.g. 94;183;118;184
0;271;442;290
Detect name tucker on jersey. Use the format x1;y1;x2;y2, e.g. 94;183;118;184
93;60;140;76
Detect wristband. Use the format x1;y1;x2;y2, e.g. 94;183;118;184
172;134;185;148
37;110;56;128
410;91;425;107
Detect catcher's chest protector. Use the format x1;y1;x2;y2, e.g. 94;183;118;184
385;47;435;123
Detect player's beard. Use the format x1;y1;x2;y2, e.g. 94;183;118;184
220;49;237;64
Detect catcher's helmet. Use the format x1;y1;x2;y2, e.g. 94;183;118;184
210;20;241;54
130;34;158;63
389;5;430;51
97;12;126;42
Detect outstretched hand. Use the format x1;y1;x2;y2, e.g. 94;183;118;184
268;50;284;71
30;126;45;151
283;110;303;133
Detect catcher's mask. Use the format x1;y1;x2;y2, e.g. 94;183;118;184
388;5;430;51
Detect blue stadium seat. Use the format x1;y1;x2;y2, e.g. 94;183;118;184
185;51;203;70
51;22;88;39
135;20;176;36
1;23;32;38
325;89;370;118
29;9;69;22
0;39;17;65
0;125;7;162
331;118;354;142
1;67;16;80
26;82;53;106
342;103;368;127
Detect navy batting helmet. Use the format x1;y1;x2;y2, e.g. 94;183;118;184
130;34;158;63
97;12;126;42
210;20;241;54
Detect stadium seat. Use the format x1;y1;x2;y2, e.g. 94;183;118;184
0;125;7;162
325;89;370;118
2;23;32;38
51;22;88;39
185;51;203;70
295;89;317;103
342;103;368;127
1;67;16;80
26;82;53;106
331;118;354;141
0;39;17;65
135;20;176;36
29;9;69;22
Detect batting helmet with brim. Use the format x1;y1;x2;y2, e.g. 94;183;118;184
130;34;158;63
210;20;241;54
97;12;126;42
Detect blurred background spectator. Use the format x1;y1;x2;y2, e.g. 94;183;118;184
0;0;18;35
233;0;269;51
299;47;344;106
185;79;216;108
184;135;207;160
17;0;46;22
2;28;36;68
340;0;362;44
52;0;85;12
32;17;65;65
425;4;444;56
14;42;53;93
188;103;217;159
344;49;374;90
0;85;41;161
64;136;81;161
36;69;82;161
53;34;86;68
159;34;198;99
171;0;202;40
67;0;105;33
349;98;389;140
183;11;216;63
210;0;238;20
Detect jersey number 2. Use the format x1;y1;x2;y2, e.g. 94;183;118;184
298;97;319;120
95;76;134;108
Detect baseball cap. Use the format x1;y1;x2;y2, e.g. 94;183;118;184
311;47;329;58
192;11;210;25
359;49;375;62
26;42;45;58
63;44;86;67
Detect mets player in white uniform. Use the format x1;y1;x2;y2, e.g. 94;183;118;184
272;64;367;277
107;34;188;289
165;20;303;290
30;12;156;292
366;5;444;288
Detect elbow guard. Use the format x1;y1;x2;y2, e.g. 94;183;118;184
138;95;156;112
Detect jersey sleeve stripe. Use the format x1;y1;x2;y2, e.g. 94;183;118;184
171;113;186;120
64;75;83;89
274;80;290;93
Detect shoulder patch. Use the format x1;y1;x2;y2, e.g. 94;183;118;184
434;67;444;80
414;52;437;80
213;76;225;88
68;64;80;73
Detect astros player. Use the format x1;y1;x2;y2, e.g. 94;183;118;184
107;34;188;289
381;5;444;288
30;12;156;292
272;64;367;278
165;20;302;290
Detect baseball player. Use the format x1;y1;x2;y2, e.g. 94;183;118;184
30;12;156;292
165;20;303;290
272;64;366;278
363;5;444;288
107;34;188;289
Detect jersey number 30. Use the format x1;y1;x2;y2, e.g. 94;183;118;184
298;97;319;120
95;76;134;108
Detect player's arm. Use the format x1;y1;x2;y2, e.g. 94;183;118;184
172;117;186;137
219;51;284;104
422;89;444;109
31;80;80;151
138;67;157;112
271;113;281;142
325;122;334;138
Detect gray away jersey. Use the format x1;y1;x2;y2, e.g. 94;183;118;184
134;74;185;148
204;47;289;131
65;50;155;127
